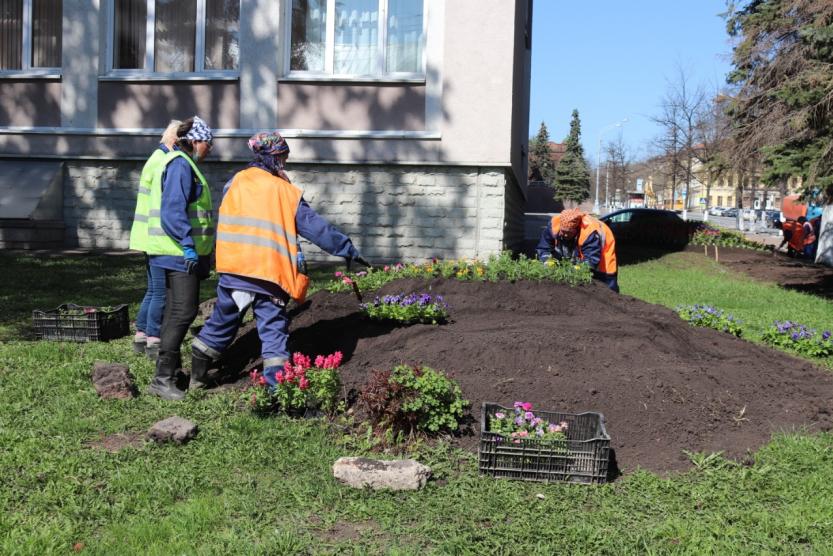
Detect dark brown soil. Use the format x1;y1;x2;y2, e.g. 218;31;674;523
688;245;833;300
219;278;833;474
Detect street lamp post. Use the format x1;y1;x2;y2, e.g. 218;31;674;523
593;118;628;214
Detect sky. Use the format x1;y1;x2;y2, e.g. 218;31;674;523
529;0;735;165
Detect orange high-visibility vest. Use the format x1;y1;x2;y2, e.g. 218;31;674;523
784;220;805;252
551;214;618;274
215;167;310;302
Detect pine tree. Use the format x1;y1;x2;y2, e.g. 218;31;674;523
553;110;591;206
528;122;556;185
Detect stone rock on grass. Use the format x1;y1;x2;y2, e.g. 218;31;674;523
148;416;198;445
91;362;137;399
333;457;431;491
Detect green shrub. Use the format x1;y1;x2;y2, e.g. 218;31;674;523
359;364;468;437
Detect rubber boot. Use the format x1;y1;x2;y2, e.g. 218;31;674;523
189;349;214;390
145;337;160;362
133;333;146;354
148;352;187;401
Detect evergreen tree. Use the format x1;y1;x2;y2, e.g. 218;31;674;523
553;110;591;206
726;0;833;200
528;122;556;185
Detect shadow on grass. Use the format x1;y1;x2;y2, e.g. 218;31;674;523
0;252;218;341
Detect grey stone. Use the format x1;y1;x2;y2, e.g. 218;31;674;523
148;416;198;445
91;361;137;399
332;457;431;491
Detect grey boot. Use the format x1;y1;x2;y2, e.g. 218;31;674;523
148;352;187;401
190;349;214;390
145;337;160;362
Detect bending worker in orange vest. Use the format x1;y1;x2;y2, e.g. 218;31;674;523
536;207;619;292
190;131;367;392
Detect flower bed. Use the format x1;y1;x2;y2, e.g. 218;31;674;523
676;304;743;337
479;402;611;484
361;293;449;325
691;223;769;251
325;251;592;295
247;352;343;415
762;321;833;359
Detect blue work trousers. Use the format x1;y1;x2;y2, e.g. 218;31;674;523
194;285;290;367
135;259;166;337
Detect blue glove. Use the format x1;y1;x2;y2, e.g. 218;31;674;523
183;247;198;275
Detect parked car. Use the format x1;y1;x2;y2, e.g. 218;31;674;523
722;208;738;218
600;208;691;249
708;207;727;216
764;210;782;228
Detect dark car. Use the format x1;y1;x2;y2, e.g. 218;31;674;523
600;208;691;249
722;207;738;218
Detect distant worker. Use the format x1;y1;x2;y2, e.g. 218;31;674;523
799;216;818;260
536;207;619;292
190;131;369;391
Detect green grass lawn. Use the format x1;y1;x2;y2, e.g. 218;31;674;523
2;251;833;554
620;251;833;367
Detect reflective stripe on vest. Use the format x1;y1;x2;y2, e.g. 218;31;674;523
145;150;214;256
215;167;310;302
551;214;618;274
128;148;169;251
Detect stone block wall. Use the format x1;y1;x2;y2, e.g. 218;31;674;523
62;160;518;262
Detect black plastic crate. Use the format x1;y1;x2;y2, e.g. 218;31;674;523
32;304;129;342
478;402;610;484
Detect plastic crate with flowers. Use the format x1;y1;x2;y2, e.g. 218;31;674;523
478;402;610;484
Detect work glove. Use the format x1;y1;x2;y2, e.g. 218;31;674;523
183;247;199;275
345;254;371;271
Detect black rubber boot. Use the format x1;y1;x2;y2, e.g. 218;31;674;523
190;349;214;390
148;352;187;401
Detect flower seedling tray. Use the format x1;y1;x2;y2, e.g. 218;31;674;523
478;402;611;484
32;303;129;342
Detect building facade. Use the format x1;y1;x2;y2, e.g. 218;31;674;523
0;0;532;261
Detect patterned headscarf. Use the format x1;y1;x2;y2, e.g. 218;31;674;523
248;131;290;157
183;116;213;143
247;131;291;181
559;208;584;235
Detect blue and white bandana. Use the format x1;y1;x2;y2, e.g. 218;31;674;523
184;116;213;143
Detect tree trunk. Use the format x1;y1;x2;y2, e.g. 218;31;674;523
816;204;833;267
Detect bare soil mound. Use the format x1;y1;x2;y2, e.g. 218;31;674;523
219;278;833;474
688;245;833;300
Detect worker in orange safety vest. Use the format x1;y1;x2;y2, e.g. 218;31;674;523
536;207;619;292
190;131;368;392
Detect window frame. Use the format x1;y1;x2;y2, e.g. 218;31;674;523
282;0;427;82
0;0;62;77
104;0;240;79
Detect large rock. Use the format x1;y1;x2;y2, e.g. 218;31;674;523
91;362;137;399
148;416;198;445
332;457;431;491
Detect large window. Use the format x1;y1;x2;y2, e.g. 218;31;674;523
110;0;239;74
0;0;61;72
289;0;425;78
